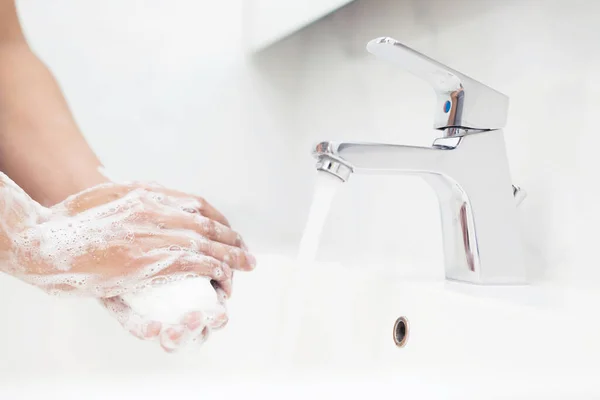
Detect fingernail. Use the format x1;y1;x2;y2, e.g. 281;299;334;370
246;253;257;269
144;321;162;339
161;327;186;351
166;327;184;341
182;312;204;331
210;312;229;329
162;345;179;354
237;235;248;250
129;329;145;340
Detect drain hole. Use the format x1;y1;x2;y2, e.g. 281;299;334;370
393;317;409;347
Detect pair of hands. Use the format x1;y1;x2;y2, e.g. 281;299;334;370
3;178;255;351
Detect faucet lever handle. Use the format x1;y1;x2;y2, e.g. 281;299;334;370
366;37;509;132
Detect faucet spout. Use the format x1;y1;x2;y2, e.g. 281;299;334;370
313;130;527;285
315;141;452;175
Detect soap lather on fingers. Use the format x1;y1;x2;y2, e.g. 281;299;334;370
9;181;255;296
0;174;256;352
105;278;231;352
92;183;257;352
81;182;256;351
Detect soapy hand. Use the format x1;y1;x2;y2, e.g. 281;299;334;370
101;283;230;352
0;175;255;350
5;180;255;297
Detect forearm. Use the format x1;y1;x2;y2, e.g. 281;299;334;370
0;3;107;206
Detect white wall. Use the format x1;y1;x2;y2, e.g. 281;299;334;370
245;0;355;51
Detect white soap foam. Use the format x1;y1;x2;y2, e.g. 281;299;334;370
121;276;224;325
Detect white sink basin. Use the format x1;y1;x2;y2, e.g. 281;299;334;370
1;254;599;398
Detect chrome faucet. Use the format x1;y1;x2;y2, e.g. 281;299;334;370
313;37;527;285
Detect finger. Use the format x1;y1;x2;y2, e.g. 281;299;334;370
181;312;211;344
182;307;228;332
138;185;231;228
147;211;243;248
207;309;229;330
194;200;230;229
192;215;241;247
128;321;162;341
100;296;161;340
193;327;210;345
143;251;233;297
130;208;242;248
194;237;255;271
173;194;231;228
214;285;229;304
160;326;192;352
181;311;205;333
154;252;233;282
155;231;256;271
211;278;233;301
160;326;184;352
59;182;130;214
211;277;232;299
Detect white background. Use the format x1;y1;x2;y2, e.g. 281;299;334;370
2;0;599;397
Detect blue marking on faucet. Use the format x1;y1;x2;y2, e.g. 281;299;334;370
444;100;451;113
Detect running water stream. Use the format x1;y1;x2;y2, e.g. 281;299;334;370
279;171;343;363
297;172;343;262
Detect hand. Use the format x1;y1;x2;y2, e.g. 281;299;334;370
101;286;230;352
5;181;256;298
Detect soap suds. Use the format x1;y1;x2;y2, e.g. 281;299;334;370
121;277;222;324
0;169;233;349
6;182;233;298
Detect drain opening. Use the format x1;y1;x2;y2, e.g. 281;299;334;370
393;317;409;347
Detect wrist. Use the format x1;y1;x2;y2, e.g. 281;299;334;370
0;181;50;277
0;171;45;249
